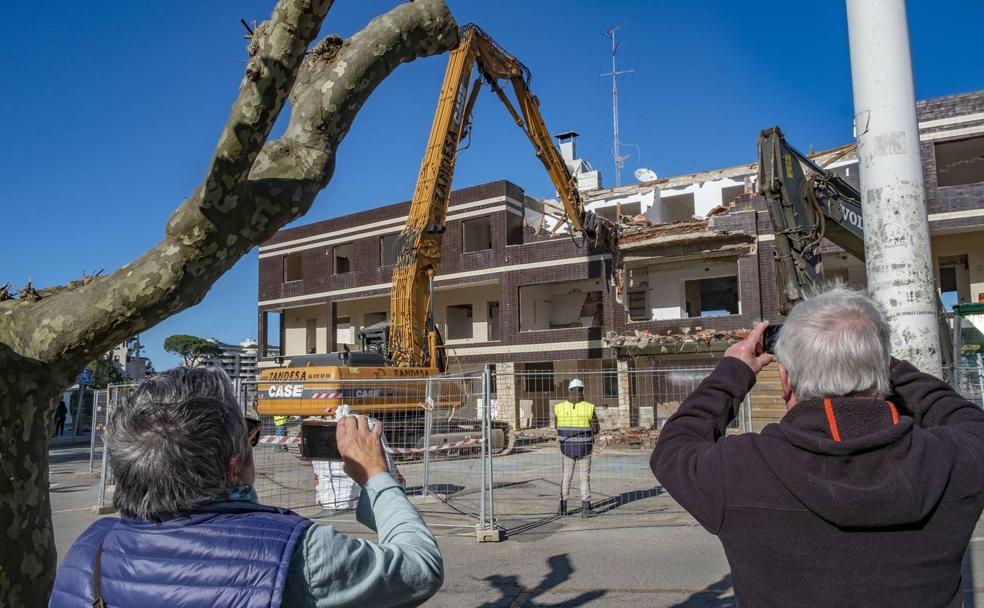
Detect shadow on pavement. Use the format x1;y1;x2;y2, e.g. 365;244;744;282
589;486;664;515
404;483;464;497
477;553;605;607
668;575;735;608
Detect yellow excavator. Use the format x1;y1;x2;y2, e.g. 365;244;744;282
256;25;621;452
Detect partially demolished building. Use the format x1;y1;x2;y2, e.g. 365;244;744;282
257;90;984;431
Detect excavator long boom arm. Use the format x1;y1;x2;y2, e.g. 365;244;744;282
388;25;617;368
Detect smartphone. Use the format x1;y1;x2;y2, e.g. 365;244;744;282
763;323;783;355
300;420;342;460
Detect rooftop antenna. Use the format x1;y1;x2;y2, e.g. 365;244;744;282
602;21;633;187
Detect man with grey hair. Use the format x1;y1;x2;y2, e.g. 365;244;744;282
651;285;984;607
51;366;443;607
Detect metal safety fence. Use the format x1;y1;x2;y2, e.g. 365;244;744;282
474;366;747;534
88;361;984;537
89;388;108;474
948;359;984;408
243;365;746;537
240;373;494;523
91;384;138;510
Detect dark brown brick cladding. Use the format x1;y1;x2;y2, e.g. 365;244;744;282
921;139;984;216
917;91;984;123
261;181;525;247
916;92;984;216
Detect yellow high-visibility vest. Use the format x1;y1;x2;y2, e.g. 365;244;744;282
554;400;595;429
273;415;289;427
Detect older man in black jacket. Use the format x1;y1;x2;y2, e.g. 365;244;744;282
651;286;984;608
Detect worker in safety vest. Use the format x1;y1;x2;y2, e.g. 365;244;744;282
554;378;600;517
274;415;290;451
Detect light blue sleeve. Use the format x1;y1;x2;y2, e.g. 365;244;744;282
282;473;444;608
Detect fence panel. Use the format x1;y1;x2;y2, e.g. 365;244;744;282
483;366;750;533
92;384;138;510
949;359;984;407
88;389;108;474
243;373;490;521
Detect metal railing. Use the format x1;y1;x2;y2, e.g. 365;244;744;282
241;364;748;537
91;384;138;510
90;366;757;536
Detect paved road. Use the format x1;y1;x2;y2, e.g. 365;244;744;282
49;445;984;607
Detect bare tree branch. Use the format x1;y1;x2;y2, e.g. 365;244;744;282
0;1;459;604
2;0;457;367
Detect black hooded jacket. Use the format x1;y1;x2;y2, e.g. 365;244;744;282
651;357;984;608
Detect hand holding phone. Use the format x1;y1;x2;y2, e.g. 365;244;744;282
724;321;775;374
336;416;388;486
763;323;783;355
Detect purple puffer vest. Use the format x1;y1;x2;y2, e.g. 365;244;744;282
50;501;311;608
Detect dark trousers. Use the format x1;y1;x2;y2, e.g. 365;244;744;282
54;417;66;436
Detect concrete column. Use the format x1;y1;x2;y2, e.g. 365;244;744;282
617;359;631;429
846;0;941;375
258;311;268;358
328;302;337;353
496;362;519;429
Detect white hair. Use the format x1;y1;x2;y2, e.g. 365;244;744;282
773;285;891;401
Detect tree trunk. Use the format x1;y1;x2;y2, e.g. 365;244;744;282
0;351;71;606
0;0;458;603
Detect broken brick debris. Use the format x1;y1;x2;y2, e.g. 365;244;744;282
604;327;750;351
618;219;710;244
595;428;661;451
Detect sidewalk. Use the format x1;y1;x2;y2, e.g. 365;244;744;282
47;443;984;607
49;431;92;448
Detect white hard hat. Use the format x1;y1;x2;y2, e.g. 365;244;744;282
568;379;585;390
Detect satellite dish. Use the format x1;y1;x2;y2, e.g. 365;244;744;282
634;168;659;182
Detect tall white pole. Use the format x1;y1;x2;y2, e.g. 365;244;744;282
846;0;941;375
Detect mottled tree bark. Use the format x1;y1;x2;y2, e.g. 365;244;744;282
0;1;458;603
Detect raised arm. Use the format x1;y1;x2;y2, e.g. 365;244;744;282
285;416;443;607
649;323;772;533
889;358;984;437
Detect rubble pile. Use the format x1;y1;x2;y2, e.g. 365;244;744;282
604;327;750;352
619;219;710;244
514;426;558;444
512;426;662;452
595;427;661;451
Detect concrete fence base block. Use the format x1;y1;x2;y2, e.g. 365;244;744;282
91;505;117;515
409;494;444;505
476;528;503;542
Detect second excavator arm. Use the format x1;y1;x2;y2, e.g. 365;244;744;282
757;126;865;313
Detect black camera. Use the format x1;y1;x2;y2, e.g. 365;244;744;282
300;420;342;460
763;324;783;355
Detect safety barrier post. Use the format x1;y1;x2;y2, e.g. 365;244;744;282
476;364;502;541
88;388;104;474
422;378;434;497
91;389;116;514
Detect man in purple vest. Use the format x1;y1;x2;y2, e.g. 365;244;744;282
51;367;443;607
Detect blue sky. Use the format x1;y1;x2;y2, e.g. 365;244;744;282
2;1;982;370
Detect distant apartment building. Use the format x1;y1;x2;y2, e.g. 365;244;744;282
109;336;152;383
205;339;279;388
257;90;984;430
